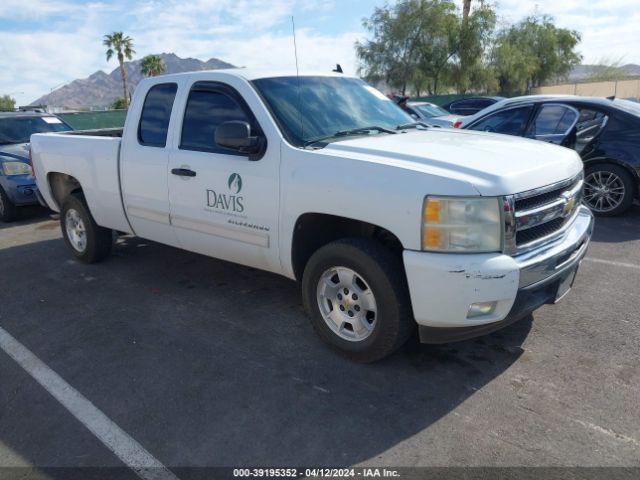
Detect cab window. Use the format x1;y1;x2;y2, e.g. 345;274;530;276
138;83;178;147
180;88;254;155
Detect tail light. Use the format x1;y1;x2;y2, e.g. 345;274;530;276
452;120;462;128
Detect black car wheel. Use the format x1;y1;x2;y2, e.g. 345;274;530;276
584;164;635;216
302;238;414;363
0;185;19;222
61;193;113;263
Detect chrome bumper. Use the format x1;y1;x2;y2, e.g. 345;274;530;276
514;205;594;289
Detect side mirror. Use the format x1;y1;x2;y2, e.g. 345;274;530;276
215;121;260;154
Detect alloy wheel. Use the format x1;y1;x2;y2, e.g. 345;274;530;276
65;208;87;252
316;266;378;342
584;171;626;213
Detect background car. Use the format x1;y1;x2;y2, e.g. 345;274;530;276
461;95;640;216
405;101;463;127
0;112;72;221
442;96;505;116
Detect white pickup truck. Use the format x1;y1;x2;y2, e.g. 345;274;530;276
31;70;594;362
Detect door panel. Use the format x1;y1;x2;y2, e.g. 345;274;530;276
120;82;181;247
167;83;280;273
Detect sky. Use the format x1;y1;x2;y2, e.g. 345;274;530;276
1;0;639;106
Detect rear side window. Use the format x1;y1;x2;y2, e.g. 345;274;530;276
528;104;577;136
138;83;178;147
180;89;252;154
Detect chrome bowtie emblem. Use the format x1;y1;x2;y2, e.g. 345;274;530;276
561;191;576;216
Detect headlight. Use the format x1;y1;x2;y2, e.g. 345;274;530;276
2;161;32;176
422;196;502;252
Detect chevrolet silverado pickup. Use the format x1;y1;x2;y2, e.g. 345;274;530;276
30;70;594;362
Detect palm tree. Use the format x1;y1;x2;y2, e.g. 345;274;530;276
140;55;166;77
103;32;135;107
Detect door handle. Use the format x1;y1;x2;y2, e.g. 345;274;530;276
171;168;197;177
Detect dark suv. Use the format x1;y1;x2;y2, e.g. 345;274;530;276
461;96;640;216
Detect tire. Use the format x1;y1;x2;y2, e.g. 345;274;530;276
584;164;635;216
60;192;113;263
302;238;414;363
0;185;19;222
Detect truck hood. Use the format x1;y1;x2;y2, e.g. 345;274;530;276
324;129;583;196
0;142;30;163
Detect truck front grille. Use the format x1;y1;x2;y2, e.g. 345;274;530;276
515;217;566;246
505;173;584;254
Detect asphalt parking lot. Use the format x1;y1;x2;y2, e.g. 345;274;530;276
0;205;639;478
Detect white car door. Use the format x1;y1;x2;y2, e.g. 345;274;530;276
167;80;280;273
120;81;182;247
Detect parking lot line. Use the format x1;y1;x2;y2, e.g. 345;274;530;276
0;325;180;480
585;257;640;270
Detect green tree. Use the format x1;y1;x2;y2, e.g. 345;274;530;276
103;32;135;107
110;96;128;110
450;1;496;93
492;14;582;93
414;1;458;95
0;95;16;111
491;40;535;93
140;54;166;77
356;0;459;96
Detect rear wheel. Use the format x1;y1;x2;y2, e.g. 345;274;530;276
60;193;113;263
0;185;18;222
302;238;414;363
584;164;635;216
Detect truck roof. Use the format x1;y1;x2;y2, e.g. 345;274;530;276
143;68;356;83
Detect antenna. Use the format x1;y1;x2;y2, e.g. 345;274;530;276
292;16;300;78
291;16;304;144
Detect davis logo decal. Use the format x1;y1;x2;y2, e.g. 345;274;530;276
206;173;244;213
228;173;242;194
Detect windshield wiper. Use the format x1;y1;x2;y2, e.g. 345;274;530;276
304;125;397;147
396;122;429;130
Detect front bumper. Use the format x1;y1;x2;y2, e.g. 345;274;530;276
403;205;594;344
1;175;39;206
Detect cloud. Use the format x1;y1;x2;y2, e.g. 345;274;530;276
0;0;363;106
0;0;77;20
496;0;640;65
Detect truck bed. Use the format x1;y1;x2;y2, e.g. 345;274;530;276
64;128;123;137
30;131;132;234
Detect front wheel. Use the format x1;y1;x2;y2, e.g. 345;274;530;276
0;185;18;222
302;238;414;363
584;164;635;216
60;193;113;263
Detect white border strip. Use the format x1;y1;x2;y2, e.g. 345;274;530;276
0;326;179;480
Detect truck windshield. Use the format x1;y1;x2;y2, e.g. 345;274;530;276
0;116;72;144
252;76;413;147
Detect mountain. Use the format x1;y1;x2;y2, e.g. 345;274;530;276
567;63;640;83
31;53;235;108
